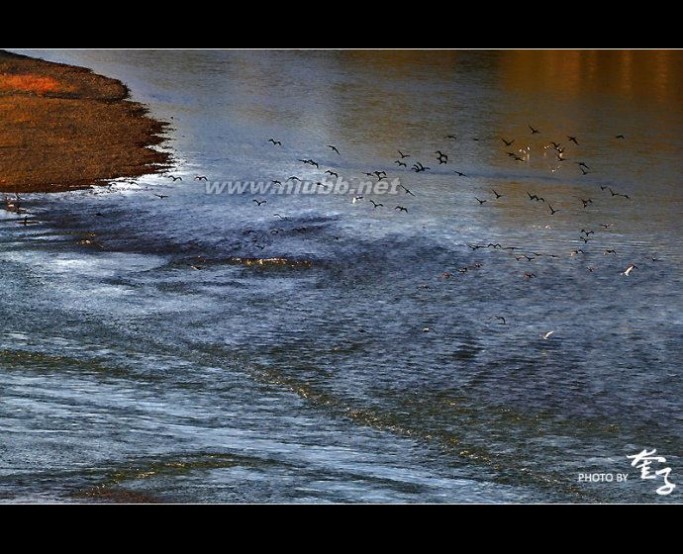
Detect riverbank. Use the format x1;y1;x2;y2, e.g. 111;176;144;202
0;50;169;193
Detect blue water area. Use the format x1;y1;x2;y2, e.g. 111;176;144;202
1;50;682;503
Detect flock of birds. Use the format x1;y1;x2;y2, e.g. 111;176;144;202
1;121;656;337
220;125;647;337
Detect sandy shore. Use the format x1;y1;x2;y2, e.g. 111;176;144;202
0;51;170;193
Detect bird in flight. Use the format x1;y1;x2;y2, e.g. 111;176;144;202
268;138;282;146
567;136;579;145
529;125;540;134
328;145;340;155
398;150;410;159
453;170;467;177
194;175;208;181
325;170;339;178
395;205;408;213
622;263;638;276
548;204;559;215
168;175;183;181
369;200;383;208
153;194;168;199
495;316;507;325
395;160;407;167
501;138;515;147
398;184;415;196
475;197;487;205
615;134;625;139
287;176;301;182
271;180;282;186
542;330;555;340
491;189;503;199
253;199;267;206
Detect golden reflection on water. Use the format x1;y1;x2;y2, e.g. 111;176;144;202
500;50;683;105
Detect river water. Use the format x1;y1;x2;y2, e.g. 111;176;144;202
2;50;682;503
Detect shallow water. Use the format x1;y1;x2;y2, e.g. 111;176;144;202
2;50;682;502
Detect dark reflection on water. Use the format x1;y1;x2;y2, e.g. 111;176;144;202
2;49;683;503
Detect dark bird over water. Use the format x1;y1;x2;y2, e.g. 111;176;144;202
268;138;282;146
195;175;208;181
153;194;168;199
325;170;339;178
573;196;593;208
398;150;410;159
529;125;540;134
395;205;408;212
608;187;631;199
398;184;416;196
253;199;267;206
271;180;282;186
446;134;457;140
548;204;559;215
501;138;515;146
475;197;487;205
395;160;407;167
453;170;467;177
287;176;301;182
568;136;579;145
615;134;625;139
328;145;340;155
369;200;383;208
495;316;507;325
168;175;183;181
491;189;503;199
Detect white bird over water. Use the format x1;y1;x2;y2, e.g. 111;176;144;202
622;263;638;276
543;330;555;340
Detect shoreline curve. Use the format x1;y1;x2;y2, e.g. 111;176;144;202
0;50;170;194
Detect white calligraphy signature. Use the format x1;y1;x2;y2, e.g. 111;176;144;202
627;449;676;496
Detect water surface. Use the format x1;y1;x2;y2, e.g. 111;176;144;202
2;50;682;502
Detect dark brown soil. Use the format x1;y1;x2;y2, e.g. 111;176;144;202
0;50;170;193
